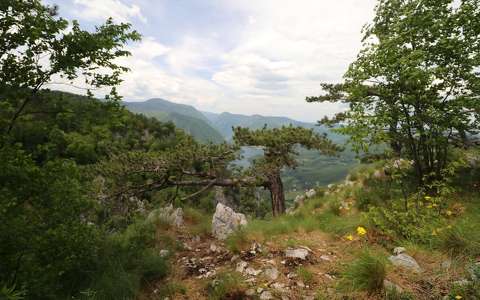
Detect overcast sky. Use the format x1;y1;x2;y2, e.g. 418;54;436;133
44;0;377;122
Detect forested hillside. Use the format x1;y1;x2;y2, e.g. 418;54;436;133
124;99;225;143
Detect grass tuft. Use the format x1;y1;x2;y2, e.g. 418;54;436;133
341;250;387;293
206;272;246;300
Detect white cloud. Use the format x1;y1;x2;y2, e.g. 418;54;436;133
55;0;378;122
206;0;377;121
73;0;147;23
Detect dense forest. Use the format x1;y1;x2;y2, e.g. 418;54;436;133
1;0;480;299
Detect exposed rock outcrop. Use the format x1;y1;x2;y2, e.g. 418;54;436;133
147;204;184;227
212;203;247;240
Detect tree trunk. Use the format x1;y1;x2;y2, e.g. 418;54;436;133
267;172;286;217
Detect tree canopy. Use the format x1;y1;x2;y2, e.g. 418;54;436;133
307;0;480;186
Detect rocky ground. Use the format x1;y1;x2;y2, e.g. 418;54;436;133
138;187;480;299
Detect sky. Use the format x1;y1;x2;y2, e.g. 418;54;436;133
43;0;377;122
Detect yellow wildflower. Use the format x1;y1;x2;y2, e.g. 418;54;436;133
356;226;367;236
447;225;452;229
427;205;433;209
455;296;462;300
446;210;453;216
424;196;432;200
345;234;354;241
432;203;438;207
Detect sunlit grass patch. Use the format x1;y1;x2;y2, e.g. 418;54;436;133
206;271;246;300
340;250;387;294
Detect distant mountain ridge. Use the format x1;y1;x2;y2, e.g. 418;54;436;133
123;99;225;144
202;111;330;140
122;98;356;190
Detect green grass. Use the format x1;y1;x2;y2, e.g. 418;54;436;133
340;250;387;293
184;207;212;237
157;282;187;298
296;266;315;285
206;272;246;300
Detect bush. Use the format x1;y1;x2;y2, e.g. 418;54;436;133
85;220;169;300
367;200;445;244
439;224;480;257
206;272;246;300
0;284;26;300
341;250;387;293
225;229;250;253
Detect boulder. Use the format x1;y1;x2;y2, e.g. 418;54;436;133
285;248;310;260
305;189;316;198
294;195;305;207
211;203;247;240
388;253;422;272
147;204;184;227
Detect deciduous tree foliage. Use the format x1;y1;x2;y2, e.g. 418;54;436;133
307;0;480;186
0;0;141;134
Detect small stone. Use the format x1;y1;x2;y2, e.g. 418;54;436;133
210;244;219;252
388;253;422;272
285;248;310;260
324;274;334;280
297;281;305;288
245;267;262;276
287;273;297;279
393;247;407;255
441;260;452;269
260;291;273;300
305;189;316;198
231;255;239;262
236;260;248;273
159;249;169;257
264;267;279;280
320;255;332;261
246;289;255;296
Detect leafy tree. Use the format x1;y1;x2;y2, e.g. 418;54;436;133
0;0;141;135
102;126;339;216
307;0;480;186
233;126;339;216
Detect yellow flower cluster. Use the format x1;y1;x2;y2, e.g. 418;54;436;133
344;226;368;241
356;226;367;236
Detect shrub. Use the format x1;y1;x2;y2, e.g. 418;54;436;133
225;229;250;253
341;250;387;293
206;272;246;300
0;284;26;300
367;199;445;244
439;224;480;257
85;220;169;299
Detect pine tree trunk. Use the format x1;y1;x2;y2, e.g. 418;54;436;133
267;172;286;217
